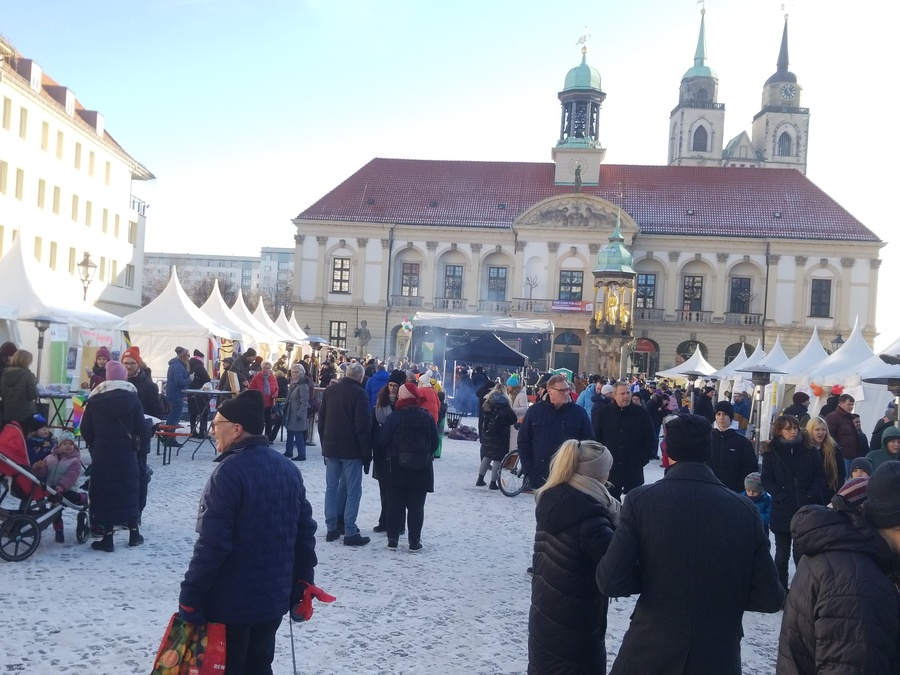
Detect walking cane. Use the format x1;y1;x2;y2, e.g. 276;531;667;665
288;617;299;675
287;582;336;675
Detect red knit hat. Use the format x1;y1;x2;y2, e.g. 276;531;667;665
121;346;142;363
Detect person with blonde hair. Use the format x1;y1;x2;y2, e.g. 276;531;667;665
805;416;845;504
529;439;618;674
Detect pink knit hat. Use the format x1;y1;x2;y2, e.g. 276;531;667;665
105;361;128;381
398;383;419;400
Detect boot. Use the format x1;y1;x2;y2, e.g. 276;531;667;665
91;530;114;552
128;522;144;547
55;529;65;543
475;475;486;487
489;481;499;490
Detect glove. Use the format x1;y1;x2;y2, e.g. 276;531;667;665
290;582;336;622
363;461;371;475
178;603;206;625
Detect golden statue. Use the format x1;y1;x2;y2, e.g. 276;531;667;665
606;292;619;325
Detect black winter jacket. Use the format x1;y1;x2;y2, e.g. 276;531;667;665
375;404;439;491
597;462;784;675
0;366;37;425
518;401;593;490
128;368;163;418
80;381;147;528
478;396;517;461
592;402;657;495
693;394;715;423
760;436;826;533
318;378;372;462
707;427;758;492
777;504;900;674
529;483;615;675
180;436;317;624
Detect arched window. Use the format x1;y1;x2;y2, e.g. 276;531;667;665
696;87;709;102
777;131;793;157
692;126;708;152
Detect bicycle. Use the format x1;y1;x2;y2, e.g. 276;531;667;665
498;449;530;497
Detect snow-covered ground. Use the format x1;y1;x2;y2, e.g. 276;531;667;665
0;423;783;674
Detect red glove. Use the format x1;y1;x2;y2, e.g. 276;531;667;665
290;582;336;622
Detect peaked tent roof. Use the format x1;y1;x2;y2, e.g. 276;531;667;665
782;327;831;382
792;319;875;385
756;336;791;371
199;280;267;347
252;298;296;344
444;332;528;368
710;343;751;379
289;312;310;341
276;307;308;343
0;237;126;329
656;347;717;379
295;158;878;242
230;292;283;346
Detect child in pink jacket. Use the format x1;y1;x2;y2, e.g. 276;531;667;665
31;432;85;542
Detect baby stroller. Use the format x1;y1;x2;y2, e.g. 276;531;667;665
0;422;90;561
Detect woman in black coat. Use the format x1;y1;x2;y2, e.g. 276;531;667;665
476;385;517;490
0;349;38;426
375;382;439;551
529;439;618;675
761;415;826;590
80;361;147;552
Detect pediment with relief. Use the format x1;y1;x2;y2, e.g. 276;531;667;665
515;195;638;235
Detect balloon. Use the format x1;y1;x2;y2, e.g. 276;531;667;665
810;384;823;397
831;384;844;395
812;378;823;387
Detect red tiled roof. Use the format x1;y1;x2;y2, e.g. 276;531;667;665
295;158;878;242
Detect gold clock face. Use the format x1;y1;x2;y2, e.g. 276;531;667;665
780;84;797;100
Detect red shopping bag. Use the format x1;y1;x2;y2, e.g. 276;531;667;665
150;614;226;675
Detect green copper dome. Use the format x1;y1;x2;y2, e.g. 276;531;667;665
683;9;718;81
593;215;635;275
563;52;602;92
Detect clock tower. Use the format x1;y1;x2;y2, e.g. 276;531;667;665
751;16;810;174
668;9;726;167
552;46;607;186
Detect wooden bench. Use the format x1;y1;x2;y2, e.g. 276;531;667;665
154;425;193;466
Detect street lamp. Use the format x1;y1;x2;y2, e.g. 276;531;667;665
831;333;845;353
76;252;97;301
33;319;51;384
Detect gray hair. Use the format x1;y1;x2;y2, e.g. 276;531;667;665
346;362;365;381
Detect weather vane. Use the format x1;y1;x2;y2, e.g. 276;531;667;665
576;28;591;54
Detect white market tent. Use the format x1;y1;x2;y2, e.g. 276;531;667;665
276;307;308;343
252;298;297;345
124;268;241;378
781;327;830;381
230;292;286;358
710;342;752;381
199;281;268;349
288;311;309;341
0;237;127;330
655;347;717;380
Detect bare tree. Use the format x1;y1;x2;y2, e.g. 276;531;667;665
524;275;540;299
182;277;241;308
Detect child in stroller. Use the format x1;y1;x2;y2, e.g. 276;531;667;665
24;413;55;464
30;431;87;542
0;422;90;561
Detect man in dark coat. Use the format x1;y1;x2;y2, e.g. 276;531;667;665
783;391;812;427
517;374;593;490
229;347;255;391
826;393;865;473
597;414;784;675
593;381;657;499
693;385;716;423
777;466;900;673
179;390;319;674
318;362;372;545
708;400;759;492
122;345;162;517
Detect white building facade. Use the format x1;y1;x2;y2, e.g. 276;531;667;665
0;36;152;314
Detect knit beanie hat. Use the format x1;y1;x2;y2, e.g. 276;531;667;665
744;472;763;493
834;476;869;509
419;370;434;388
578;444;614;485
121;346;141;363
95;346;111;360
244;347;257;358
57;431;76;445
193;349;204;358
714;400;734;419
865;462;900;529
0;341;18;359
398;382;419;400
506;375;520;387
388;369;407;386
217;390;265;435
664;414;712;462
175;346;188;357
849;456;874;476
792;391;811;405
105;360;128;381
601;384;615;396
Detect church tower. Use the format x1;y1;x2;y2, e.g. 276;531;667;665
668;9;725;166
552;45;607;187
751;16;810;174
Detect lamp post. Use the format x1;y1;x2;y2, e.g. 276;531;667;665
862;376;900;430
737;365;787;455
831;333;845;353
33;319;51;385
76;252;97;301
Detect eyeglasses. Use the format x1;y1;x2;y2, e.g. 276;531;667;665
210;420;236;430
550;387;569;393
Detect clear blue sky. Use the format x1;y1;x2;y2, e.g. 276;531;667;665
1;0;895;342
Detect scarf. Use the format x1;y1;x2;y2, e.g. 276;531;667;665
263;376;271;396
566;452;621;524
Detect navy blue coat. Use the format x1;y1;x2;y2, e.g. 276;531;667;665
518;400;593;490
165;357;190;403
179;437;318;624
318;378;372;462
80;381;147;528
376;404;439;492
592;401;657;495
760;436;826;533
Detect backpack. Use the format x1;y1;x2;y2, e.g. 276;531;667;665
393;408;434;470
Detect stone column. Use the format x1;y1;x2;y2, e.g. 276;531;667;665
314;236;328;303
793;256;808;325
380;239;391;309
868;259;882;330
839;257;855;329
292;233;305;305
513;240;526;306
353;238;368;304
763;253;780;327
424;241;438;309
547;242;560;300
714;253;728;316
665;252;680;318
467;243;483;311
